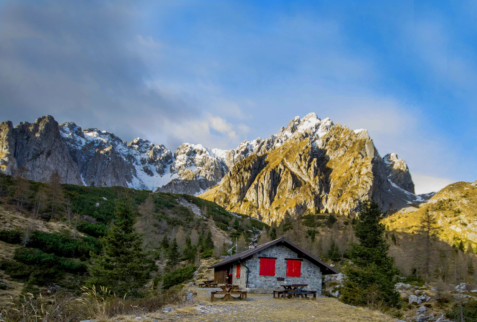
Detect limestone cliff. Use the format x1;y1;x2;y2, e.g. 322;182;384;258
0;116;83;184
383;153;415;193
201;124;422;224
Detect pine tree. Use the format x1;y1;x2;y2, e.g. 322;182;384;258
418;209;439;288
391;233;397;245
48;171;65;220
327;239;341;262
237;234;247;253
88;201;156;297
161;235;170;250
13;166;30;211
204;231;215;251
341;201;400;308
182;237;197;262
468;258;475;279
459;241;465;252
167;238;181;267
269;227;277;240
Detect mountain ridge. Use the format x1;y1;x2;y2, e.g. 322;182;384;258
0;113;421;217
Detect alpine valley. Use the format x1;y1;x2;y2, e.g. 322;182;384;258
0;113;431;225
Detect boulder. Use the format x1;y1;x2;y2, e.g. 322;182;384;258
163;307;174;313
409;295;421;304
395;282;412;290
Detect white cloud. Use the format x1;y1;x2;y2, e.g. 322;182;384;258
207;114;237;138
412;174;454;195
157;112;250;150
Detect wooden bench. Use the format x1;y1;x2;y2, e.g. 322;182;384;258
274;289;317;299
273;290;285;298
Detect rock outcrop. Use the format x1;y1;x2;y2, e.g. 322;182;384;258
201;124;422;224
0;116;83;184
383;153;415;193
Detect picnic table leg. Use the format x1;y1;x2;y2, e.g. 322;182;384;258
211;293;214;302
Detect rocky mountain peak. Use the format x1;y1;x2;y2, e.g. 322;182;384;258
383;153;415;194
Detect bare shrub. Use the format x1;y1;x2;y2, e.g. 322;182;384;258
78;285;184;319
1;292;85;321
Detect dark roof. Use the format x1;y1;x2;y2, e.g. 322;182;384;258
209;237;338;275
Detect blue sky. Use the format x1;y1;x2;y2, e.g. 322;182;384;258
0;0;476;193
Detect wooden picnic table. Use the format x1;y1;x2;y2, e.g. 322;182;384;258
274;284;317;299
210;284;247;302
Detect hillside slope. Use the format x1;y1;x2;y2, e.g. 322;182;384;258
382;180;477;246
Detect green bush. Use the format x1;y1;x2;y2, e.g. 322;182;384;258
28;231;101;258
63;185;150;222
0;260;35;279
77;222;108;237
155;265;196;290
14;248;87;274
403;274;425;286
325;214;337;228
201;249;213;259
0;230;23;244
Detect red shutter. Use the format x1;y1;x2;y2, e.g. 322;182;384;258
236;264;241;278
260;258;276;276
269;258;276;276
286;260;301;277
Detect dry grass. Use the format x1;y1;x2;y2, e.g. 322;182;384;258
103;291;398;322
0;203;84;236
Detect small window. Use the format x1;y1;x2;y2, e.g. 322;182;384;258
236;264;241;278
259;258;276;276
286;260;301;277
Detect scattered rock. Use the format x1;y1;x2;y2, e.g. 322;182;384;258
163;307;174;313
409;295;421;304
418;305;426;313
188;282;196;286
330;290;340;298
455;283;467;292
419;294;431;303
395;283;412;290
436;314;453;322
135;317;142;321
414;314;427;322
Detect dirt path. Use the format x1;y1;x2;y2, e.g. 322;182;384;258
113;289;397;322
